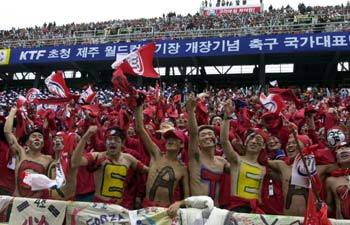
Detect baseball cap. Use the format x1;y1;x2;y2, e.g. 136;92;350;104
163;129;186;143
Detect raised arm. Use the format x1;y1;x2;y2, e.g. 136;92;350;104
135;95;160;159
4;107;23;155
186;94;199;160
267;159;284;172
71;125;97;168
318;163;338;180
220;99;239;164
127;154;149;174
182;167;190;198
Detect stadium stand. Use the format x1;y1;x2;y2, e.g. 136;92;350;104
0;4;349;48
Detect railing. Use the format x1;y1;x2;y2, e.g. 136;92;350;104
0;21;349;49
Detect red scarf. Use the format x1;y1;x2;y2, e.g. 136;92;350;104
331;168;350;177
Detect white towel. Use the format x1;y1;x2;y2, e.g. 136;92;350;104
180;208;204;225
205;207;229;225
184;196;214;210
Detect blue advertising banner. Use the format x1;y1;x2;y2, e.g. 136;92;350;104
7;32;350;65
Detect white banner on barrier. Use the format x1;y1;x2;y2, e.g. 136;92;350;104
1;196;350;225
9;197;66;225
66;202;130;225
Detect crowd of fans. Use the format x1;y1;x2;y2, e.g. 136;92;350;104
1;79;350;221
0;4;349;48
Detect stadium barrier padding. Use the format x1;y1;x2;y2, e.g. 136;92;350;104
0;195;349;225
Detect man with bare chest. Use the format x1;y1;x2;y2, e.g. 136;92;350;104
268;135;337;216
4;107;53;198
186;94;227;206
135;95;189;207
220;100;266;212
326;145;350;219
71;126;148;207
47;132;79;200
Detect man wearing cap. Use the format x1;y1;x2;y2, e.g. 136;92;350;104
325;143;350;219
221;99;266;213
4;107;53;198
71;125;148;207
186;94;228;206
135;96;189;208
268;133;338;216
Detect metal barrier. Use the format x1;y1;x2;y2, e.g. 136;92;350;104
0;21;349;49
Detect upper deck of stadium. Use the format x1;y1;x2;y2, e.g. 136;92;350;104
0;3;349;89
0;3;349;48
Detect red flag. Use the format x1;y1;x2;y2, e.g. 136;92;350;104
269;88;302;108
112;43;159;78
26;88;41;103
45;71;71;98
304;188;319;225
304;188;332;225
260;93;285;115
79;86;96;104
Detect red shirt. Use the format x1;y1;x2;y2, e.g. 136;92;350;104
0;141;15;193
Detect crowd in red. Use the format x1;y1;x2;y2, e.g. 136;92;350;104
0;81;350;220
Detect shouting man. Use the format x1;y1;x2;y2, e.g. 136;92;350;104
220;99;266;212
71;125;148;207
186;94;228;206
4;107;53;198
135;94;189;207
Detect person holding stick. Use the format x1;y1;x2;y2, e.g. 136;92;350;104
268;121;337;216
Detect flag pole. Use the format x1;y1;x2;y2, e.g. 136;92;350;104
151;29;162;87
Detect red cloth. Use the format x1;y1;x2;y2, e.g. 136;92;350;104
260;174;284;215
336;185;350;219
196;100;209;126
304;188;332;225
324;113;339;132
76;151;96;195
269;88;302;108
76;166;95;195
125;137;140;152
117;109;130;132
112;68;135;94
0;141;15;193
331;169;350;177
17;160;49;198
304;188;319;225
